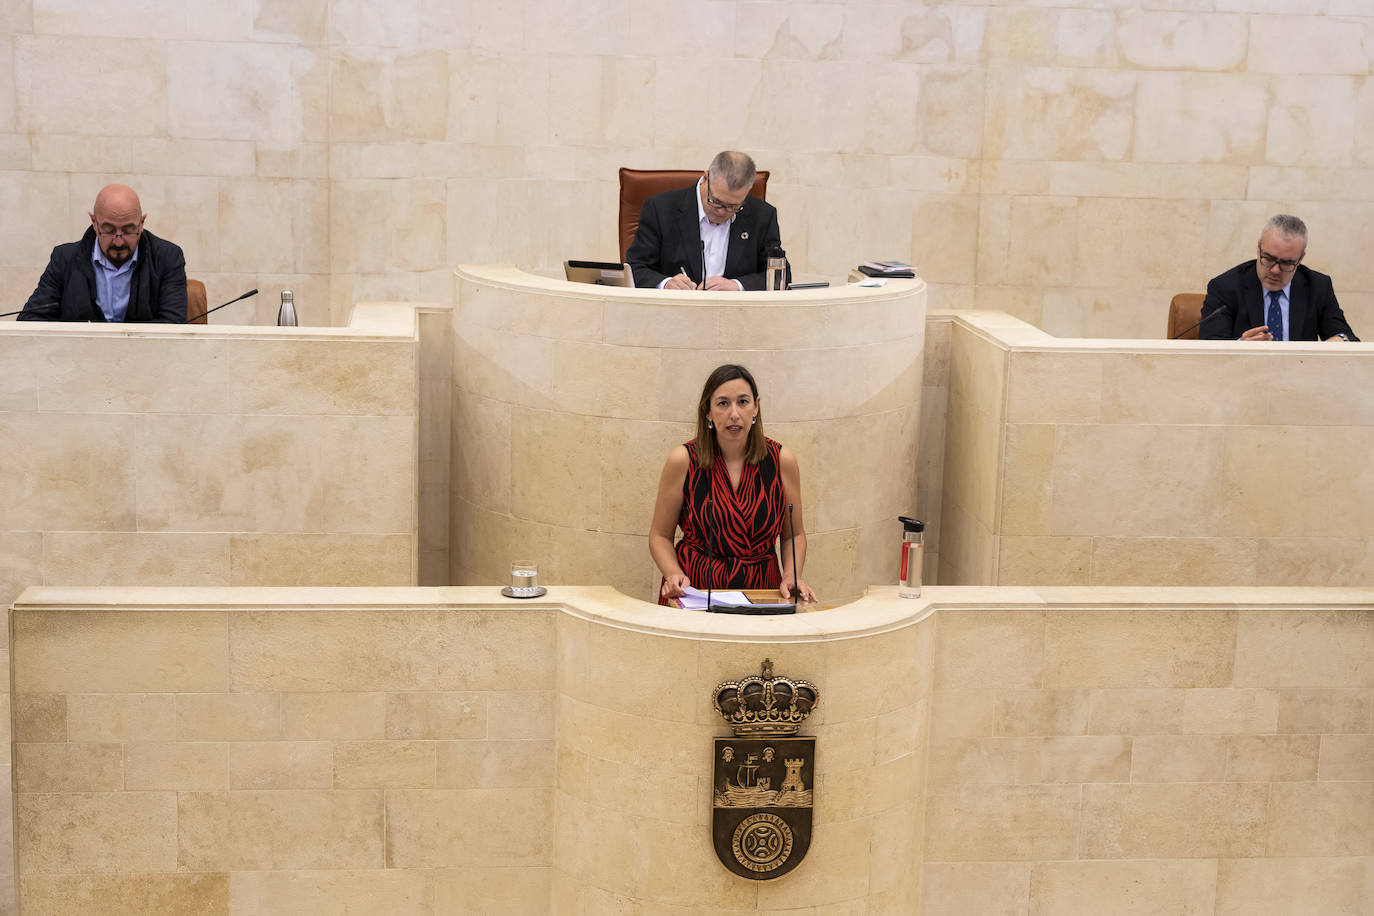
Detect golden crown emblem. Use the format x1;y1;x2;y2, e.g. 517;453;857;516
713;658;819;737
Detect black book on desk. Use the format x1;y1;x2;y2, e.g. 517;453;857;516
856;260;916;279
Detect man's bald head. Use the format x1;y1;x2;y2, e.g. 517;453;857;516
89;184;145;266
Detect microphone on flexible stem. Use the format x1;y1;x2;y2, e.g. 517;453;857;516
3;302;59;319
183;288;258;324
699;240;705;290
704;503;799;616
1172;300;1227;339
787;502;800;608
704;496;715;614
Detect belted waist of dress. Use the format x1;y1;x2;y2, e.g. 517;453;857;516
680;537;774;564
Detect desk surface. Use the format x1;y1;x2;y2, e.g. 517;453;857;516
456;262;925;307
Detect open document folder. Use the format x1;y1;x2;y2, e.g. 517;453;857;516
674;586;796;614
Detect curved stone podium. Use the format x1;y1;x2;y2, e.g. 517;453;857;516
13;583;1369;913
450;265;928;602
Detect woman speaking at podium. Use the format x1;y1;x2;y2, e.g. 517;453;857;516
649;364;817;607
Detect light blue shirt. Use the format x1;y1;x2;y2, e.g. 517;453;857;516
91;242;139;322
1262;283;1291;341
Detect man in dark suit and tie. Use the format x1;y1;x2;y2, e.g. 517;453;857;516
1200;214;1358;341
627;151;783;292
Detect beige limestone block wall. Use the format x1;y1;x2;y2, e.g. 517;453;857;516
0;309;424;605
0;307;431;915
450;265;924;603
9;586;559;915
7;2;1374;338
8;584;937;914
923;588;1374;916
553;593;934;912
936;310;1374;588
416;305;454;585
8;584;1371;914
916;314;952;584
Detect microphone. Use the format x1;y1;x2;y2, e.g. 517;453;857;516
1173;299;1227;339
4;302;58;319
184;288;258;324
699;239;705;290
703;496;716;613
704;501;799;616
787;502;800;607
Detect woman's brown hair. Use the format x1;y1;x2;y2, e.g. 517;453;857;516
694;364;766;469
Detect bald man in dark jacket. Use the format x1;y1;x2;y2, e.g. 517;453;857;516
20;184;186;323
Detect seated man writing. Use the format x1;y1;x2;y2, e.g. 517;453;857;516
20;184;187;322
1200;214;1357;341
627;151;783;292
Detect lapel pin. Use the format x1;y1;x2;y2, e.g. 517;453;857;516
741;231;749;240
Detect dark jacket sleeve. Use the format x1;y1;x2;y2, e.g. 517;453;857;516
18;246;69;321
1199;269;1242;340
627;196;671;291
152;239;188;323
1311;273;1359;341
734;205;783;292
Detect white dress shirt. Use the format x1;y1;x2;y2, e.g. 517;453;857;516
657;179;743;290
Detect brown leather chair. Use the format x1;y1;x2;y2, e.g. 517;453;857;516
617;168;770;263
1168;292;1204;339
186;278;208;325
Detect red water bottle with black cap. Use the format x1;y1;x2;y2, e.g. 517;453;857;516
898;516;924;598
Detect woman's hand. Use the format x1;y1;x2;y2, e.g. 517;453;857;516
780;577;817;605
661;573;691;601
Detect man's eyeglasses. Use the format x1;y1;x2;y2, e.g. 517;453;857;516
96;224;142;240
705;175;746;215
1258;248;1301;273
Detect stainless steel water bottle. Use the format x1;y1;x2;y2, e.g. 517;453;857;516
898;516;924;598
277;289;298;326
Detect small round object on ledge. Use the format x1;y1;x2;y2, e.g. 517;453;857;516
501;585;547;599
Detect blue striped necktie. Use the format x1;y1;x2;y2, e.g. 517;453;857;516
1267;290;1284;341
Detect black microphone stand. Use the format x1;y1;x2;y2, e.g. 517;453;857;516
184;288;259;324
706;503;798;616
1172;301;1226;339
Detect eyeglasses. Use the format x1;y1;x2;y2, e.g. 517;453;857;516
1257;248;1301;272
96;224;142;240
705;175;746;215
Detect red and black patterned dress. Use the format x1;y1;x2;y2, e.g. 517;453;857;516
660;437;787;606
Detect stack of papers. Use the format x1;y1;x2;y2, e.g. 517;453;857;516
675;586;792;611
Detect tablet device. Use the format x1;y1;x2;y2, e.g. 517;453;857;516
563;260;635;288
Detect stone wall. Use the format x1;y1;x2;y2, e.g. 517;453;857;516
9;585;1371;914
0;313;422;608
0;308;426;912
5;2;1374;336
451;266;924;604
923;595;1374;914
935;310;1374;587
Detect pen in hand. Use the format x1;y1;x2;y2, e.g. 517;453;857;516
678;266;701;291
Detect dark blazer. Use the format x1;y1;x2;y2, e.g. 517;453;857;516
1200;260;1358;341
627;184;784;291
20;227;187;323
